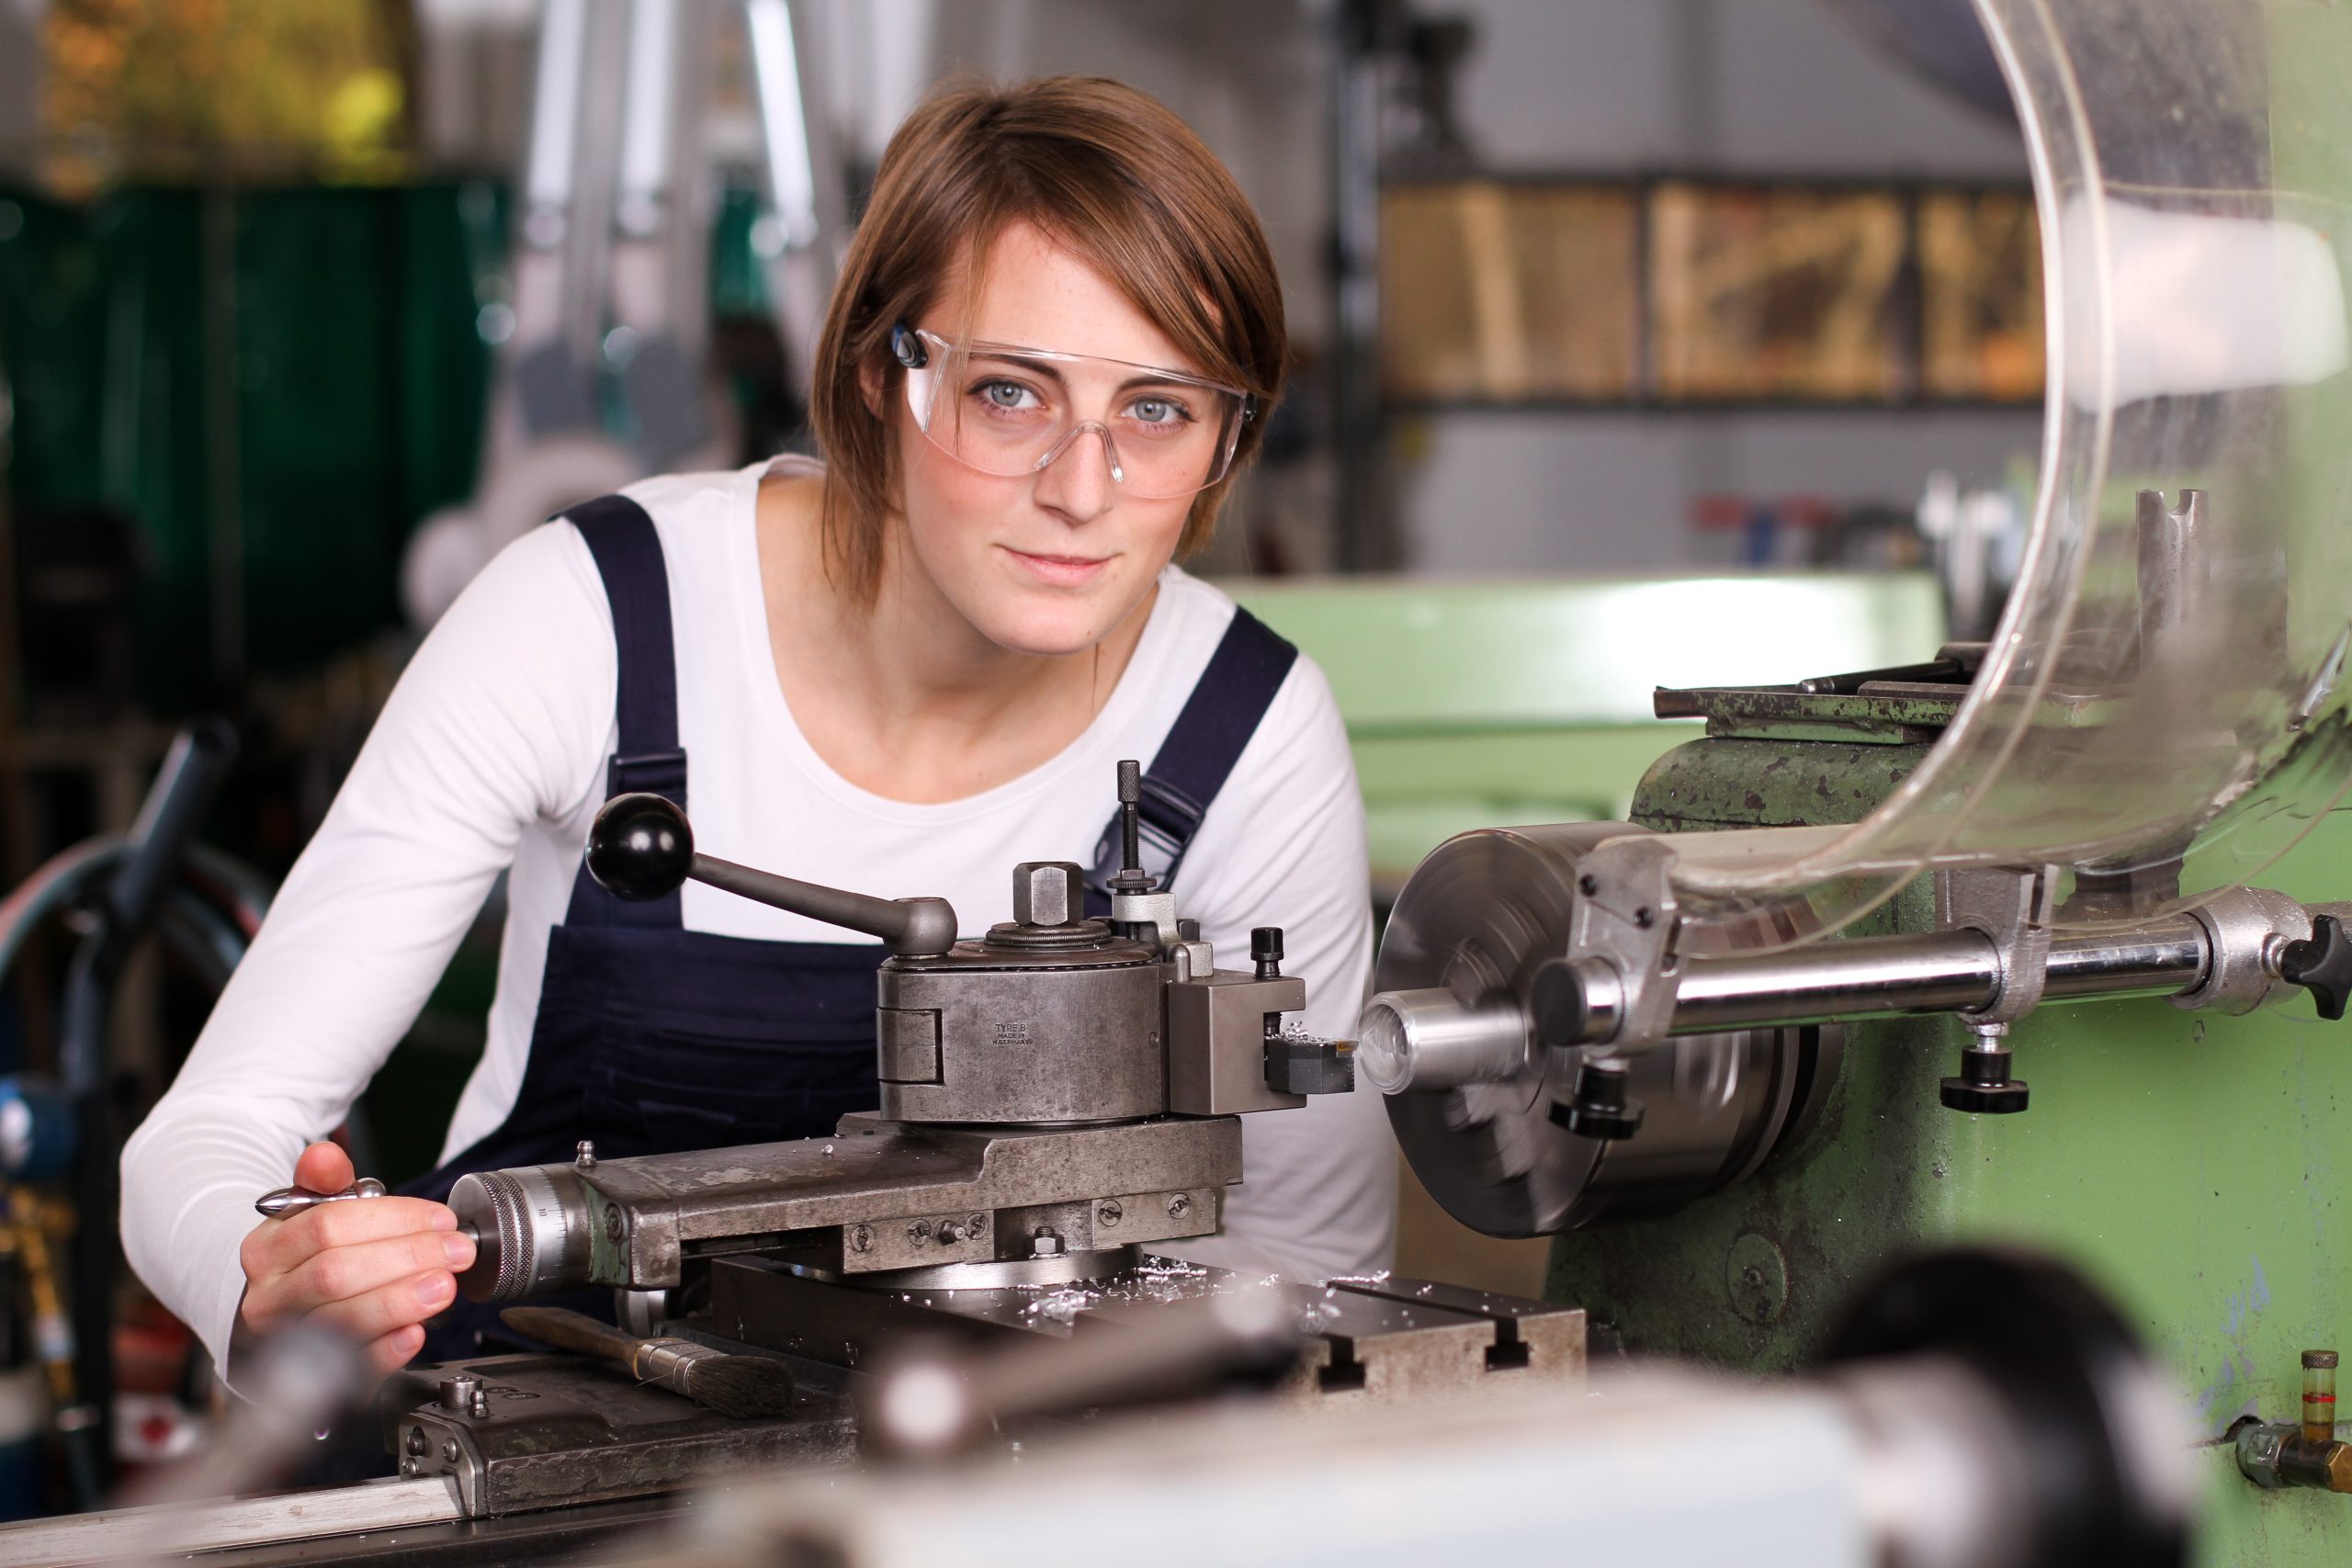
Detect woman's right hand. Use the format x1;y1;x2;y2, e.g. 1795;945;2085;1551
237;1141;475;1380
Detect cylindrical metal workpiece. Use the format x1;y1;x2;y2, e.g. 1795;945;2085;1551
1357;988;1527;1092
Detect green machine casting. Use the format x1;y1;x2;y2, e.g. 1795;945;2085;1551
1356;5;2352;1564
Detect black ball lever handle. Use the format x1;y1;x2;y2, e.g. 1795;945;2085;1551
585;793;958;957
586;791;697;901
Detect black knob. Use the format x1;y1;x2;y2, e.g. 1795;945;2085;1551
1940;1043;2029;1114
586;793;695;901
1550;1060;1643;1140
2282;914;2352;1021
1252;927;1283;979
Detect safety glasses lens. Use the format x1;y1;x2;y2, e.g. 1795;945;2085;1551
901;335;1244;499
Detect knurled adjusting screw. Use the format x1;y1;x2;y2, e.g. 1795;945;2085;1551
1096;1200;1124;1228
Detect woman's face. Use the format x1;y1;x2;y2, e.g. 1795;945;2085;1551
886;222;1209;657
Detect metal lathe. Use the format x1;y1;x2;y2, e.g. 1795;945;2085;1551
14;1;2352;1564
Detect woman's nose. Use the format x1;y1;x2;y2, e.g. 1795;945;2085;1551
1032;423;1122;521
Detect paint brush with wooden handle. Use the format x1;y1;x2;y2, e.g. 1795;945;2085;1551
499;1306;797;1419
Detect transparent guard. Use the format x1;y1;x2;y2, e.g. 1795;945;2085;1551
1670;0;2352;944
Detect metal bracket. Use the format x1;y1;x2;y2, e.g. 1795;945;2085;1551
2170;886;2310;1015
1936;865;2056;1025
1564;834;1681;1056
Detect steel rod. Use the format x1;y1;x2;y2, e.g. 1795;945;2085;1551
1666;915;2210;1034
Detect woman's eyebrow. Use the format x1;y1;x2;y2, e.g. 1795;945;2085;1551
971;350;1067;387
968;350;1209;395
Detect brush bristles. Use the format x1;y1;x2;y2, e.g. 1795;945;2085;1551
638;1342;799;1419
675;1353;799;1419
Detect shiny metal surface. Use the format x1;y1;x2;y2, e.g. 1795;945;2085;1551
1567;914;2213;1037
1357;987;1527;1092
252;1177;387;1219
450;1165;593;1304
2171;888;2309;1015
1669;930;2003;1030
1375;825;1823;1237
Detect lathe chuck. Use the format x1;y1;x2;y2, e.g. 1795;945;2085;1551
1375;822;1837;1237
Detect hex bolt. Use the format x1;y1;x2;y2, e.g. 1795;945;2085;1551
847;1224;873;1255
1032;1226;1064;1258
1012;862;1083;927
1096;1200;1124;1228
1167;1193;1192;1221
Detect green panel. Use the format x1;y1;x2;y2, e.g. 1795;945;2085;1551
1230;573;1948;879
1229;573;1945;731
1548;731;2352;1566
0;181;495;706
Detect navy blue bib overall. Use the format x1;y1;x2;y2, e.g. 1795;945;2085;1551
403;492;1296;1357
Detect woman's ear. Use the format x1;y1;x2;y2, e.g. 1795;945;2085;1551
858;355;888;420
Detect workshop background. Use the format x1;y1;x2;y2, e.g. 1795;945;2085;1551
0;0;2026;1516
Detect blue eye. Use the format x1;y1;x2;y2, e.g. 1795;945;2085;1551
1128;396;1192;427
978;379;1042;412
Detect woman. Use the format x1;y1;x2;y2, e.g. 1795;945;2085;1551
123;75;1394;1386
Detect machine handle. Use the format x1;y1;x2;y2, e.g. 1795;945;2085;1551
584;793;959;957
2282;914;2352;1021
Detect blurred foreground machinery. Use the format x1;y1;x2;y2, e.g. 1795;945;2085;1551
8;1;2352;1564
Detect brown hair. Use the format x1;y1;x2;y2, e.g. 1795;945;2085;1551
808;75;1287;606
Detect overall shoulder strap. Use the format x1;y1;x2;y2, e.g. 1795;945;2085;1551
563;492;687;928
1086;606;1299;913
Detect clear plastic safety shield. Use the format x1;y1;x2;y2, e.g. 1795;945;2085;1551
1670;0;2352;944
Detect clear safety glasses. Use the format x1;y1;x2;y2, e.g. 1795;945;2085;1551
892;323;1252;501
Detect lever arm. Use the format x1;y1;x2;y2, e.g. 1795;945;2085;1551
585;793;958;956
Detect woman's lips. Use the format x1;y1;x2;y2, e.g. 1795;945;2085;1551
1003;547;1112;587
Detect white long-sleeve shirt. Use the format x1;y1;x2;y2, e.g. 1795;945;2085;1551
122;457;1396;1378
